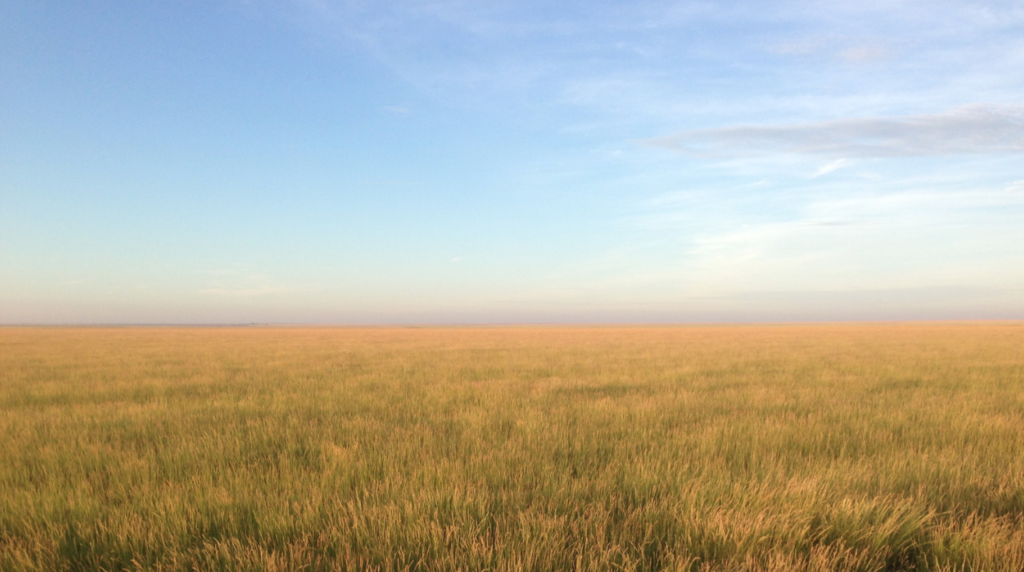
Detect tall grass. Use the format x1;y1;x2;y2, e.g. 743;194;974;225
1;324;1022;571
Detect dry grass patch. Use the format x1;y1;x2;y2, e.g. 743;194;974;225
1;324;1022;570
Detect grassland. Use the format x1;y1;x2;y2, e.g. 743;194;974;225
1;324;1022;571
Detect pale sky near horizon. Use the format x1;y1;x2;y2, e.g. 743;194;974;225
2;1;1023;324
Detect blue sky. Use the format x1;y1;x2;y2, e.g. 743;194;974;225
2;0;1023;324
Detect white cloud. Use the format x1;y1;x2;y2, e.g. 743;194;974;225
811;158;850;178
644;105;1024;158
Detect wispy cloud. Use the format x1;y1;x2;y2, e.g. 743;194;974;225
198;266;295;298
811;158;850;178
644;105;1024;158
618;184;1024;298
282;1;1024;127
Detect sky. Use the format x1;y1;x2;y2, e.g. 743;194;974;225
2;0;1023;324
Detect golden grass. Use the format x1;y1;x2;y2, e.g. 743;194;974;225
1;324;1022;571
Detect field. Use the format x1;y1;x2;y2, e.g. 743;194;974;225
1;324;1023;571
